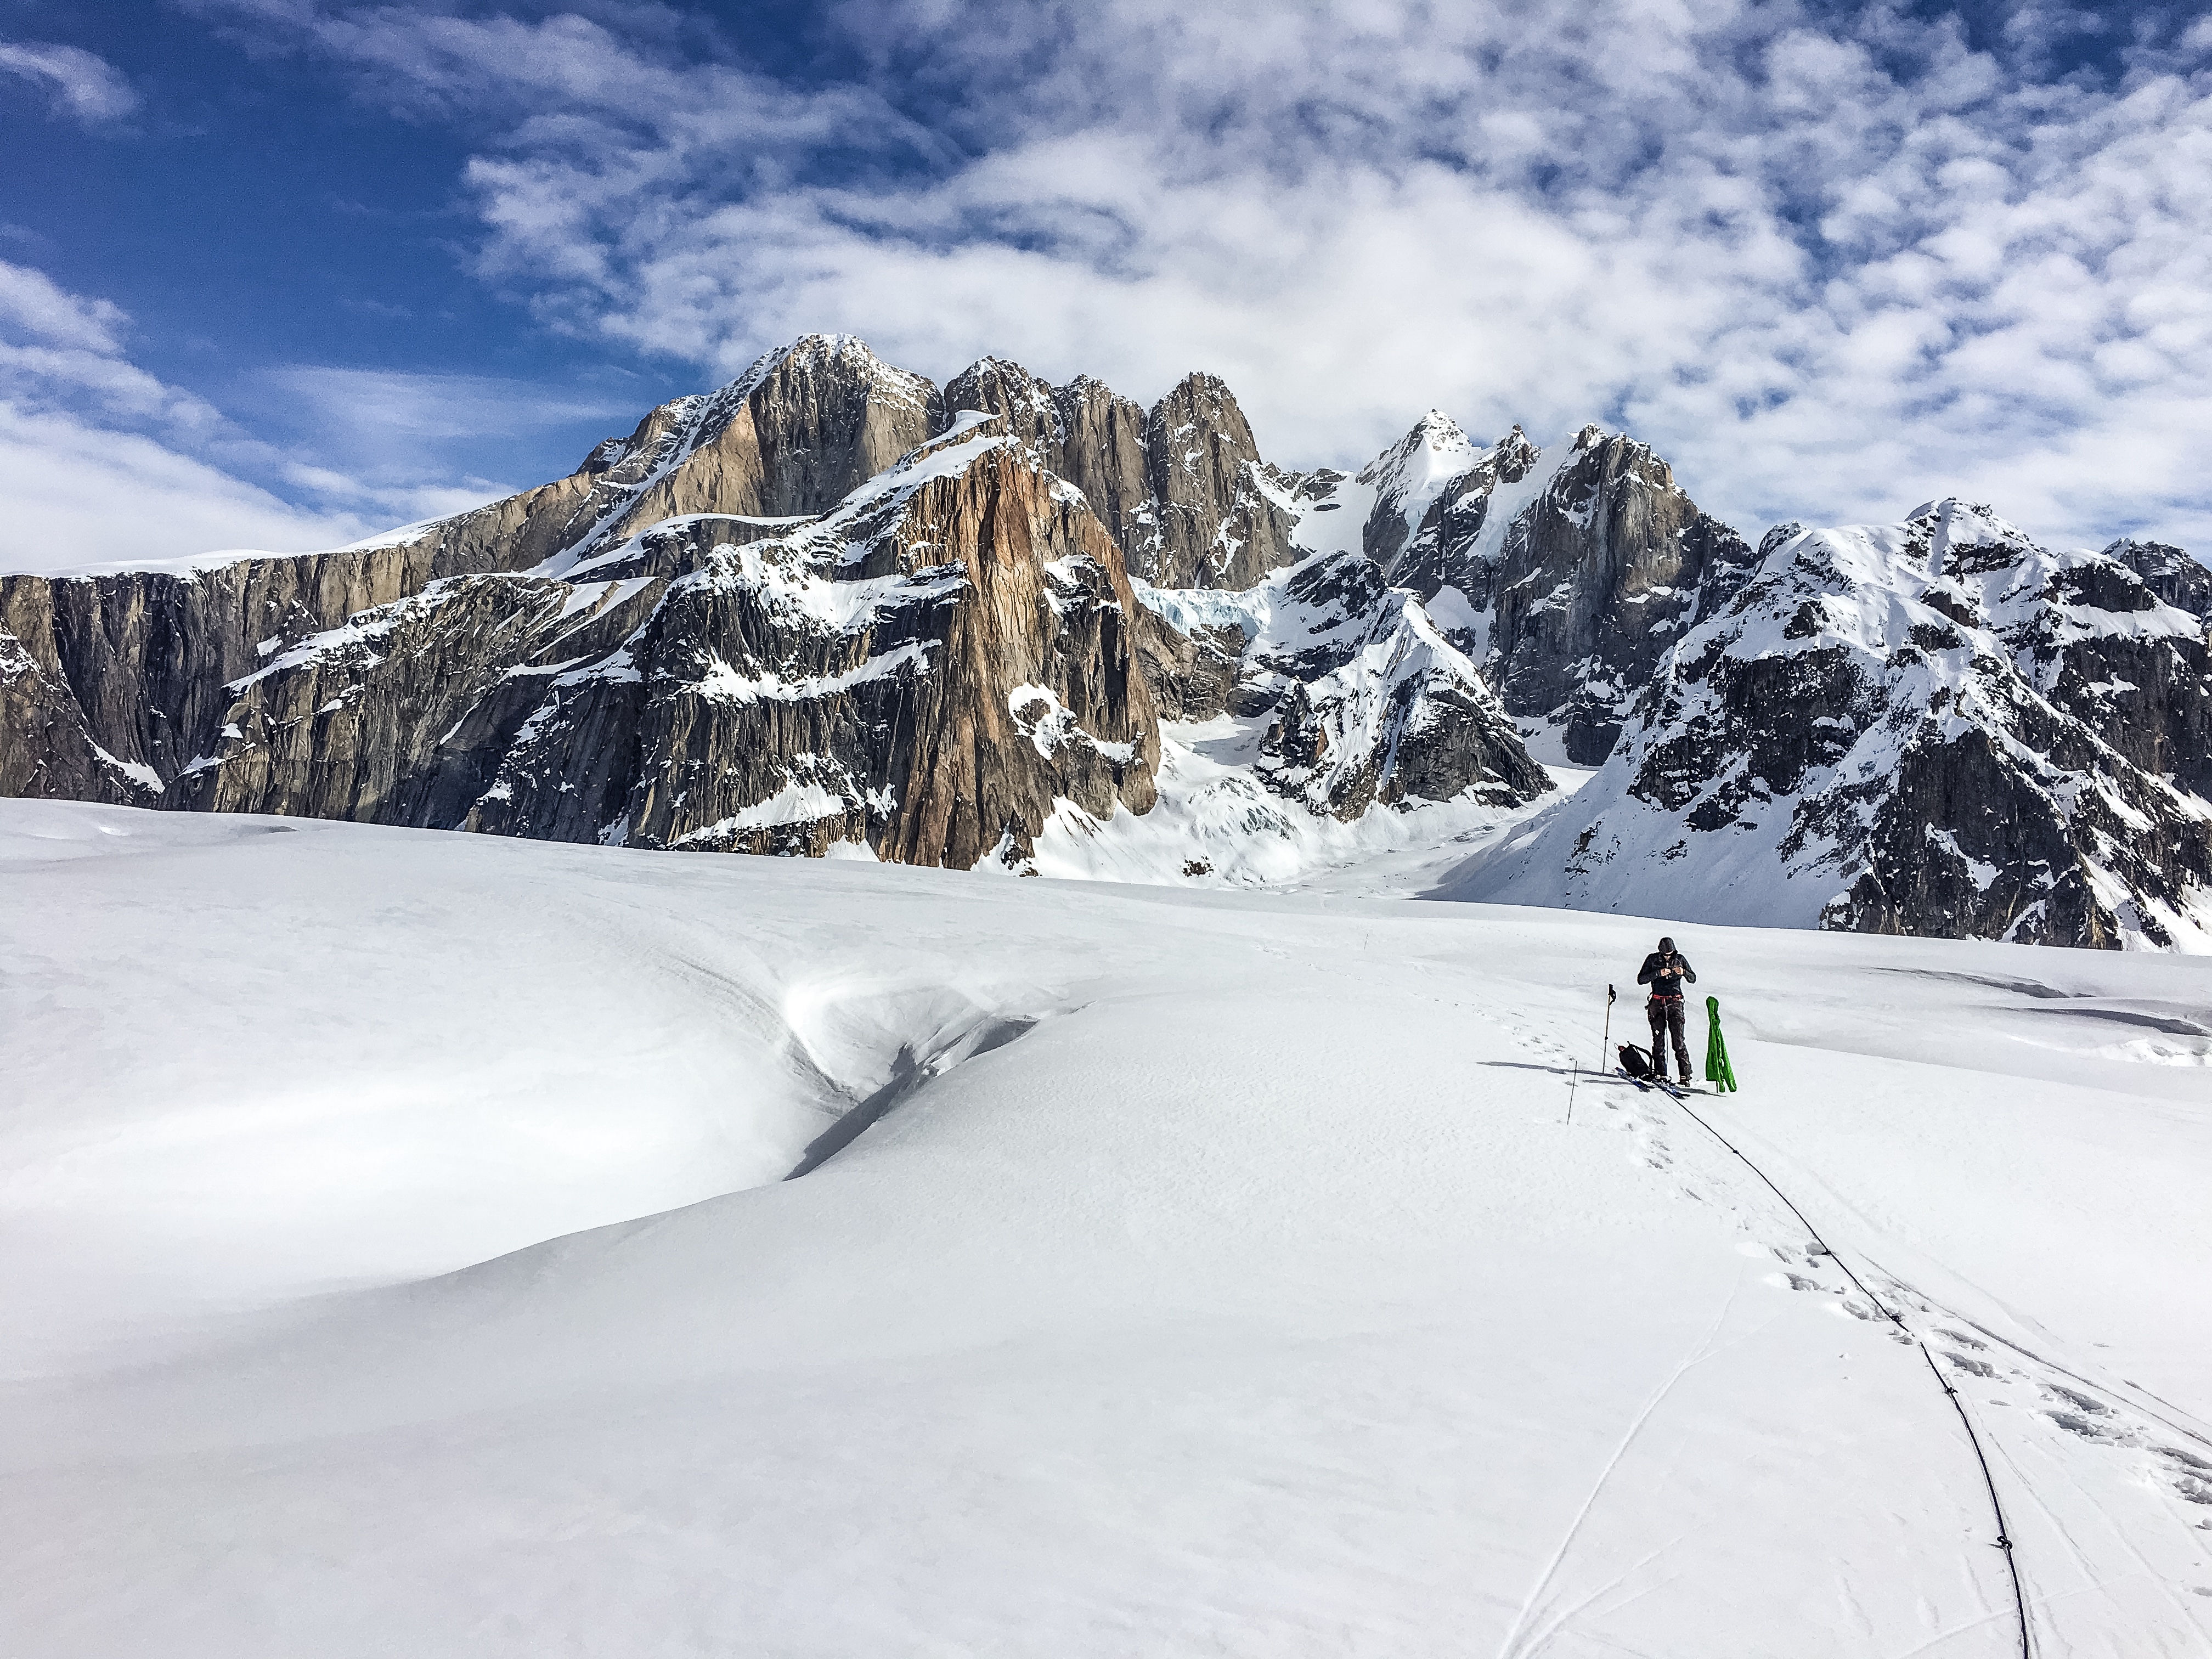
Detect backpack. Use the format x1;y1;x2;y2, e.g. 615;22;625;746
1617;1042;1656;1080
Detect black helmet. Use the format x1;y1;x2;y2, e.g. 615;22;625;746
1658;936;1676;951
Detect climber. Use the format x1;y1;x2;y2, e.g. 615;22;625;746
1636;936;1697;1085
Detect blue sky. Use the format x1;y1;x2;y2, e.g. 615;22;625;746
4;0;2211;565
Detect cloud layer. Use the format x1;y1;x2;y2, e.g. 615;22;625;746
224;0;2205;551
14;1;2212;562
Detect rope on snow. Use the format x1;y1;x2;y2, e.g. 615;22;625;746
1658;1090;2033;1659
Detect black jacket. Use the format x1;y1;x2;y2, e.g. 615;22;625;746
1638;951;1697;998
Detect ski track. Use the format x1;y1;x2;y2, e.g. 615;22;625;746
1497;1278;1745;1658
1602;1075;2212;1658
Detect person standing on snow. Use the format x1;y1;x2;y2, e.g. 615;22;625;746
1637;936;1697;1084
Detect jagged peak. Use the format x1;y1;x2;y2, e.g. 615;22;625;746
2101;534;2188;560
1757;521;1807;559
1160;368;1235;396
948;353;1051;391
944;356;1059;429
1906;498;2039;573
1150;370;1250;429
1356;409;1477;489
1570;422;1611;453
1057;371;1140;407
714;332;938;416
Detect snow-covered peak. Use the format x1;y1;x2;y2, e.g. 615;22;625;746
946;356;1058;419
1355;410;1478;490
1488;424;1539;472
1905;498;2039;576
1449;489;2212;950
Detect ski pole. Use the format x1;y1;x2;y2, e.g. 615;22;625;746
1570;984;1617;1128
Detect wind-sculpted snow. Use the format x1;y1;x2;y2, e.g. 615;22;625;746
6;800;2210;1655
1442;499;2212;950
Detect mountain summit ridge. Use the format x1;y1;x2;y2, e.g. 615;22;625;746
4;332;2207;947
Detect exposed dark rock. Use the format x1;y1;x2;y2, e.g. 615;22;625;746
1132;606;1243;722
0;334;944;809
943;357;1300;589
578;334;944;548
1153;549;1554;821
1138;373;1300;588
1051;376;1156;557
1381;423;1541;595
9;330;2203;946
1470;427;1752;763
0;625;152;805
1447;499;2212;948
2107;537;2212;622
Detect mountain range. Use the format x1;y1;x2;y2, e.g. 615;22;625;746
4;332;2208;948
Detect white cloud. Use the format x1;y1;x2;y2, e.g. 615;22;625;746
0;261;129;354
0;403;373;574
258;364;636;478
0;40;138;125
0;262;387;571
186;1;2212;552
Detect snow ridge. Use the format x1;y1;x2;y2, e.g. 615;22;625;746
1441;499;2212;950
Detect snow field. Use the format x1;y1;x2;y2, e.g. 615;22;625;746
3;798;2210;1656
1028;715;1568;893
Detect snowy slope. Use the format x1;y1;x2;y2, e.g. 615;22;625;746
4;798;2210;1657
1028;713;1569;891
1444;500;2212;950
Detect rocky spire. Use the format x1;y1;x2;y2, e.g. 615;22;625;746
1048;376;1154;558
943;358;1299;590
1137;371;1299;588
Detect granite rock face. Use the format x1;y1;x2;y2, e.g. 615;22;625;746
1444;500;2212;949
0;334;947;809
941;358;1299;588
175;423;1159;867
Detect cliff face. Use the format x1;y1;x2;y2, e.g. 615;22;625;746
0;336;944;810
941;358;1298;588
2;538;482;809
171;423;1158;868
1340;423;1754;764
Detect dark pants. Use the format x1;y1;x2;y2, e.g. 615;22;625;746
1647;997;1690;1081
